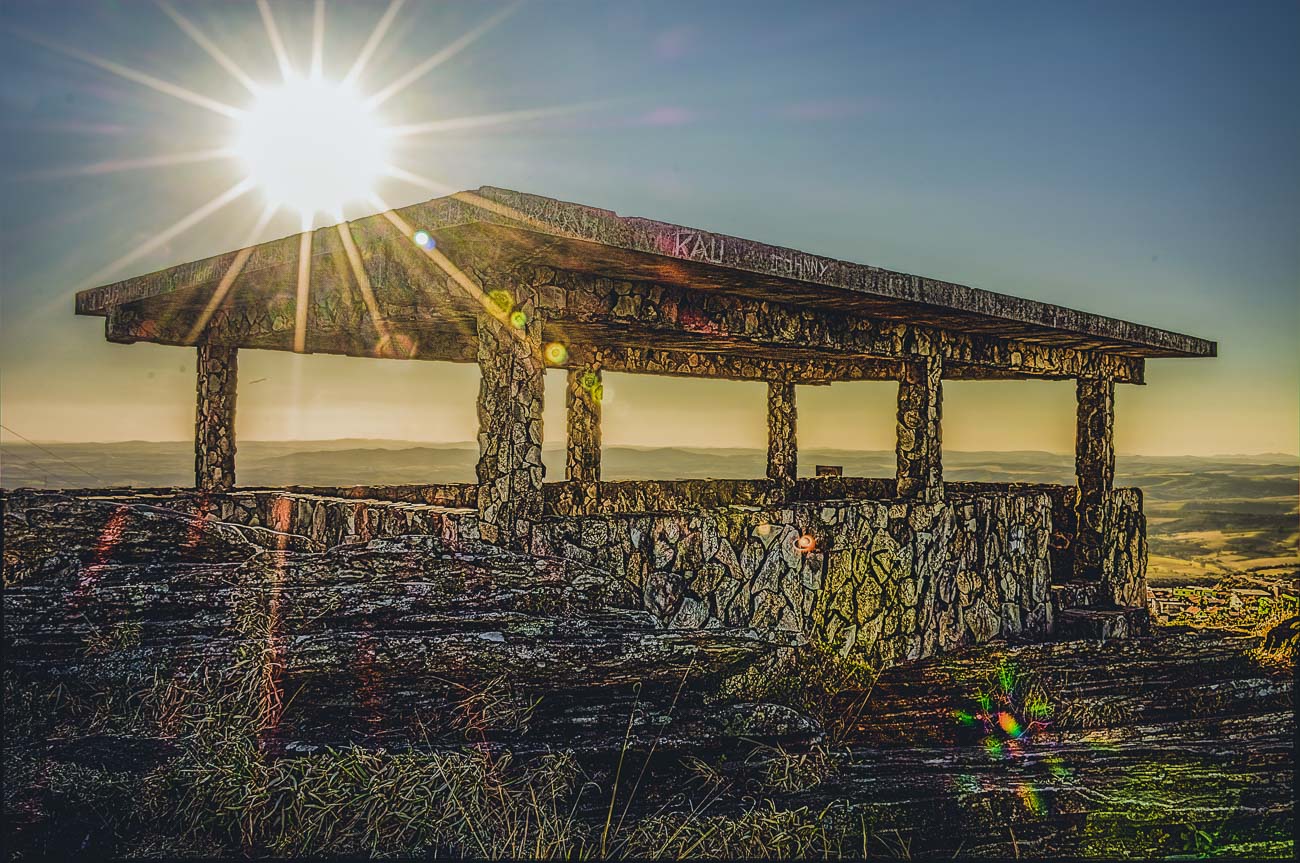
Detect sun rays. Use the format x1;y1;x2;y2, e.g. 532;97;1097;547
16;0;607;359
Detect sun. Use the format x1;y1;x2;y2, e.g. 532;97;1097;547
233;76;388;222
30;0;597;292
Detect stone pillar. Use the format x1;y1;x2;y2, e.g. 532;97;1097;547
896;355;943;503
566;366;602;483
766;380;797;487
1073;376;1115;578
475;309;545;550
195;343;238;491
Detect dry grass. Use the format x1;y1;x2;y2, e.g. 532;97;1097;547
8;558;890;859
749;742;835;793
444;672;541;738
616;800;842;860
83;619;143;656
728;640;879;743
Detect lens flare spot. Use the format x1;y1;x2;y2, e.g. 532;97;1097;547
1017;783;1045;816
488;290;514;313
379;332;418;359
413;230;434;249
509;310;528;328
985;738;1004;758
544;342;569;364
794;533;816;553
997;711;1023;737
577;370;604;402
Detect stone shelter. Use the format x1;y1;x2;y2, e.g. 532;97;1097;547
73;187;1215;666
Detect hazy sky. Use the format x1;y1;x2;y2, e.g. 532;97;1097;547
1;0;1296;455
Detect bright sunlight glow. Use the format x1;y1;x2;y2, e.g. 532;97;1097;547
234;77;388;219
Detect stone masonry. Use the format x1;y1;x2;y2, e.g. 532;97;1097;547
70;186;1213;663
896;355;943;503
194;343;237;491
535;490;1057;668
566;365;602;483
766;380;797;486
475;308;545;549
1074;376;1116;579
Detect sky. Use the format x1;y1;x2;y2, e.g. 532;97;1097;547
1;0;1296;456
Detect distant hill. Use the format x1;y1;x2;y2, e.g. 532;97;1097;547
0;439;1295;494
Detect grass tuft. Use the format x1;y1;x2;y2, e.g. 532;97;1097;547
727;640;878;743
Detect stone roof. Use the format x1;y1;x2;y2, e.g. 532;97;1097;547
75;186;1215;359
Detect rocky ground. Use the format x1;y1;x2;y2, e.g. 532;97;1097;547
2;491;1294;859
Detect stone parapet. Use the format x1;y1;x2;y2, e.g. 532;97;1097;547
4;479;1147;669
534;491;1056;668
250;484;480;509
6;489;480;553
544;477;901;517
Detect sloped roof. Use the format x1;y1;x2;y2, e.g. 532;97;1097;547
75;186;1215;359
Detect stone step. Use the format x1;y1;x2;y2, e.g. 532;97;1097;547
1053;606;1150;641
1052;579;1105;611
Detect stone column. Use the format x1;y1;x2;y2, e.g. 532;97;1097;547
766;380;797;487
475;309;545;550
565;365;602;483
1073;376;1115;578
195;343;238;491
896;356;943;503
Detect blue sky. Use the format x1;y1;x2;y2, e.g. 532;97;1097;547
1;0;1296;454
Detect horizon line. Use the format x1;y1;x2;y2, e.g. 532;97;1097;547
1;438;1297;460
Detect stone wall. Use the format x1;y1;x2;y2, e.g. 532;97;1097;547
6;479;1144;668
543;477;899;517
29;489;481;553
255;484;479;509
1093;487;1146;607
223;491;479;551
565;366;602;482
534;491;1056;668
545;479;778;517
